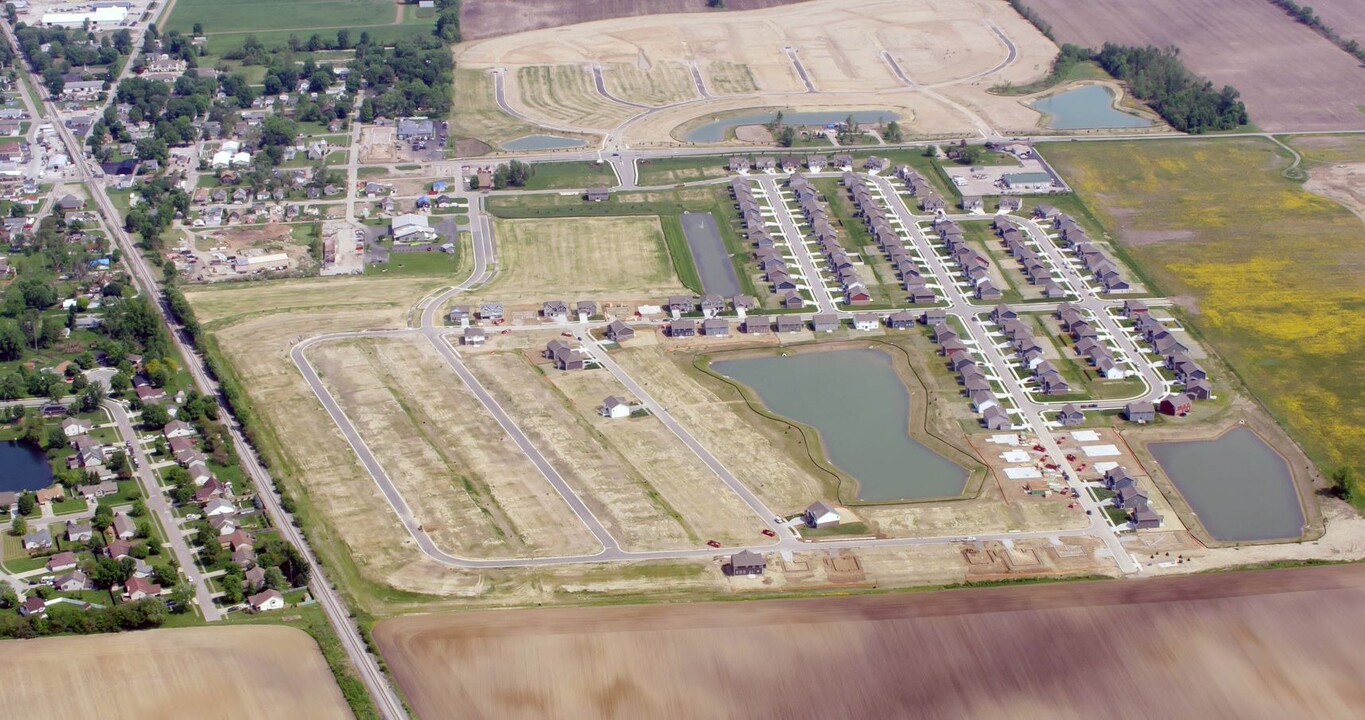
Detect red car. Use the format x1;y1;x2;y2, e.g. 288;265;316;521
706;540;721;548
761;529;776;537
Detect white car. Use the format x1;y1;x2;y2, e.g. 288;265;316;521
185;514;201;521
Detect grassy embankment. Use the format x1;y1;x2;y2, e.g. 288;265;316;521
1041;138;1365;503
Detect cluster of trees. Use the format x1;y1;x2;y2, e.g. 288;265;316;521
1093;44;1248;133
883;120;904;143
12;23;132;95
491;160;533;188
353;35;455;120
1268;0;1365;61
122;176;190;252
1008;0;1054;41
0;597;170;639
435;0;462;43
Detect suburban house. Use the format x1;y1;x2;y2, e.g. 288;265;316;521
112;512;137;540
1159;394;1194;416
124;576;162;601
803;501;841;528
66;521;94;543
743;317;771;334
585;186;610;202
23;529;53;550
163;420;195;439
541;300;569;320
462;326;487;345
19;597;47;617
811;314;840;333
544;340;585;371
478;302;504;321
46;551;78;573
61;417;93;437
961;196;984;213
852;313;879;331
982;405;1011;430
576;300;597;320
775;316;803;334
1056;404;1085;427
605;320;635;342
1131;506;1163;529
887;311;916;330
599;396;632;419
1115;486;1150;510
248;589;285;612
702;318;730;336
1125;401;1156;423
728;550;767;576
55;569;88;592
448;306;472;325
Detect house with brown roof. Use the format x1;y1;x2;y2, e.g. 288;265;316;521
124;576;162;601
248;589;285;612
702;318;730;336
47;551;78;573
606;320;635;342
728;550;767;576
1056;404;1084;427
544;339;586;370
1159;394;1193;416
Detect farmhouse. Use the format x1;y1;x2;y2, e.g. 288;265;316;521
728;550;767;576
804;501;841;529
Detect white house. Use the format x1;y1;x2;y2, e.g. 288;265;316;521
852;313;879;331
599;396;632;419
803;500;841;529
248;589;285;612
204;498;236;517
61;417;93;437
163;420;195;439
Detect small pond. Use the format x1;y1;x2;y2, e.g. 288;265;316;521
499;135;588;151
712;349;968;502
0;440;55;494
684;110;900;143
1149;427;1305;542
1030;85;1151;130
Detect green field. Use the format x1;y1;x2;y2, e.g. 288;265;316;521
166;0;434;53
518;161;618;191
1041;138;1365;493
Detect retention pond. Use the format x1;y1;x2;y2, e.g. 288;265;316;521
684;110;900;143
1030;85;1151;130
1148;428;1304;542
680;211;742;296
712;349;968;502
0;440;54;494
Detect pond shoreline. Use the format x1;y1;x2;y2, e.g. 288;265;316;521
693;339;986;505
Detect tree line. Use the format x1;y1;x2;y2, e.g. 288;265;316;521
1267;0;1365;62
1092;43;1248;133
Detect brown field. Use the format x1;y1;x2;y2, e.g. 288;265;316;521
376;564;1365;720
0;626;352;718
602;60;698;106
1298;0;1365;40
488;216;688;300
1027;0;1365;131
459;0;806;40
455;0;1059;142
309;335;601;559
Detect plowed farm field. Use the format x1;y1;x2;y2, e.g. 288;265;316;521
377;564;1365;720
1027;0;1365;131
459;0;806;40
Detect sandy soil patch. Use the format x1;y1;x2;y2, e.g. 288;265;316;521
488;215;688;299
612;344;827;513
456;0;1057;141
309;336;600;558
460;0;807;40
512;64;639;129
1027;0;1365;132
603;60;698;106
548;359;768;545
377;564;1365;720
0;626;352;718
1304;162;1365;222
463;348;697;550
359;125;398;164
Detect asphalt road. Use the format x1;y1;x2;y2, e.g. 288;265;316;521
754;176;839;314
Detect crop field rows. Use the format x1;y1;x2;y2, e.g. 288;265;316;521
603;61;699;106
514;65;640;129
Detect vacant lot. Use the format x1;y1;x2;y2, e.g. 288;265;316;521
0;626;351;718
456;0;1057;141
310;336;601;559
1027;0;1365;131
488;216;687;299
459;0;806;40
377;564;1365;720
603;61;698;106
613;344;827;512
514;65;639;129
1042;138;1365;482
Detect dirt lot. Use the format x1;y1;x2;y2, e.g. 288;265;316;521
460;0;806;40
1027;0;1365;131
456;0;1058;142
488;216;687;300
0;626;352;718
603;60;698;106
377;563;1365;720
1304;162;1365;222
309;335;601;559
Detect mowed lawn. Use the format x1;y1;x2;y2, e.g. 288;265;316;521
1043;138;1365;480
166;0;395;34
489;216;687;298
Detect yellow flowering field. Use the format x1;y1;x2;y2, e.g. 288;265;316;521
1043;138;1364;484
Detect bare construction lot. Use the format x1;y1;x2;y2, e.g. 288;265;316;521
377;564;1365;720
0;627;352;718
308;335;601;559
1027;0;1365;131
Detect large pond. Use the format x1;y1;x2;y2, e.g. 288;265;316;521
680;211;742;296
684;110;900;143
499;135;588;151
1149;428;1304;542
1030;85;1151;130
0;440;55;493
712;349;968;501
